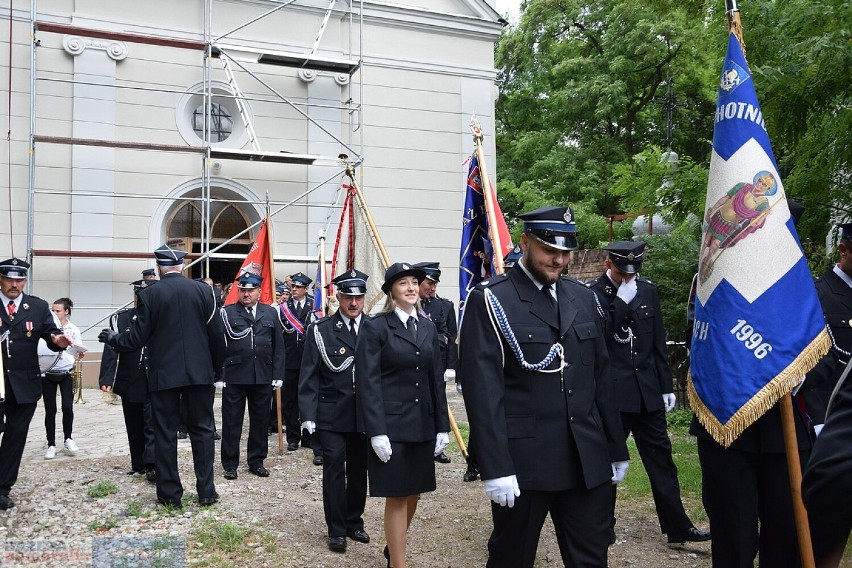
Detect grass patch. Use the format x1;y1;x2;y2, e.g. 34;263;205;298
88;517;118;531
192;519;251;554
87;480;118;498
126;499;150;518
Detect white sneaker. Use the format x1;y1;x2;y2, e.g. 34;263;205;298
64;438;79;454
45;446;56;459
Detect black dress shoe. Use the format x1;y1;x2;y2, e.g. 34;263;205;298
434;451;451;464
0;494;15;510
223;469;238;480
609;528;617;545
463;468;479;482
313;455;323;466
198;493;220;507
328;536;347;552
287;442;299;452
145;467;157;483
668;527;711;544
346;528;370;543
249;465;270;477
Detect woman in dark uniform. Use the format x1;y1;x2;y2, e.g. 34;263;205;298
356;263;450;568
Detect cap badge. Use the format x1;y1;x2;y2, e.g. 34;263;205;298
350;270;356;278
563;209;573;223
11;259;17;265
402;264;410;270
627;252;635;260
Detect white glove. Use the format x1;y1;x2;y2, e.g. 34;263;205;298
484;475;520;508
214;381;225;390
443;369;456;383
370;435;392;463
814;423;824;437
456;383;463;394
271;380;283;390
301;421;316;435
663;393;676;413
434;432;450;457
616;276;638;303
611;461;629;484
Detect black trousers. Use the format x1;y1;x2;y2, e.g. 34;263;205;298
221;384;271;470
615;409;692;535
0;383;38;495
122;398;155;472
317;429;368;538
41;373;74;446
282;368;301;445
149;385;216;507
487;482;611;568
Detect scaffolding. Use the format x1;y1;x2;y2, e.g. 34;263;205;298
24;0;365;284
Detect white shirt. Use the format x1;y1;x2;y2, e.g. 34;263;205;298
394;306;417;330
341;314;362;334
833;264;852;288
517;260;557;302
0;292;21;314
38;318;81;373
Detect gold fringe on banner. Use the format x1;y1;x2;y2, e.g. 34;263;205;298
688;328;831;447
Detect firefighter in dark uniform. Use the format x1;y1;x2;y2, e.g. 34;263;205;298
98;279;157;481
0;258;70;510
413;262;457;464
219;270;286;480
587;241;710;546
279;272;319;461
460;207;629;568
802;221;852;567
100;244;226;508
299;269;371;552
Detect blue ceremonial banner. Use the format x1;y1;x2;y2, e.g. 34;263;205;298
688;33;830;446
458;154;504;321
313;263;324;318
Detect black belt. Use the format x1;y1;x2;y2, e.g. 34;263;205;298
45;371;72;377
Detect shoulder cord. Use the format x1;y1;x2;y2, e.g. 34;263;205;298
613;325;634;345
313;325;354;373
220;309;253;349
826;324;851;364
483;288;565;373
206;286;218;324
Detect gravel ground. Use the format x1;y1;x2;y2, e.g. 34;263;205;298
0;445;712;567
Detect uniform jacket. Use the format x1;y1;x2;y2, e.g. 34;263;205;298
109;272;225;391
421;296;458;373
221;302;286;385
588;273;673;413
98;308;148;403
803;268;852;424
355;311;449;443
0;293;63;404
298;312;360;432
459;269;628;492
280;295;314;371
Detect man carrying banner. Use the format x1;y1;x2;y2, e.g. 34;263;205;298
687;24;830;568
589;241;710;546
298;270;370;552
460;206;628;568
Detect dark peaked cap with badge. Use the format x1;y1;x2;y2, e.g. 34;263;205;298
141;268;156;278
0;257;30;279
332;269;368;295
520;206;578;251
131;279;156;294
413;262;441;282
290;272;312;287
605;241;645;274
841;222;852;241
238;273;262;289
503;245;523;269
381;262;426;293
154;244;187;266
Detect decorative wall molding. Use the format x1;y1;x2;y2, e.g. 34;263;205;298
62;35;128;60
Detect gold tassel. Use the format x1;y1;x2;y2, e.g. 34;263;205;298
688;329;831;448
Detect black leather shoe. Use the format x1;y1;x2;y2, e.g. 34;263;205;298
249;465;270;477
463;468;479;482
668;527;711;544
223;469;238;480
145;467;156;483
346;528;370;544
0;494;15;510
609;528;617;545
198;493;220;507
313;455;323;466
287;442;299;452
328;536;347;552
434;451;451;464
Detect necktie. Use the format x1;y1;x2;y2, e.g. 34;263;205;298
542;285;556;309
349;319;357;340
406;316;417;341
7;300;15;318
247;306;255;320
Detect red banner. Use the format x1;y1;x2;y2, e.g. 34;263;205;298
224;219;274;306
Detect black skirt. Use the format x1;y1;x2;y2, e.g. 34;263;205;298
368;439;436;497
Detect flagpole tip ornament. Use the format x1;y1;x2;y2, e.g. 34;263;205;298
381;262;426;294
519;206;579;251
0;258;30;279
